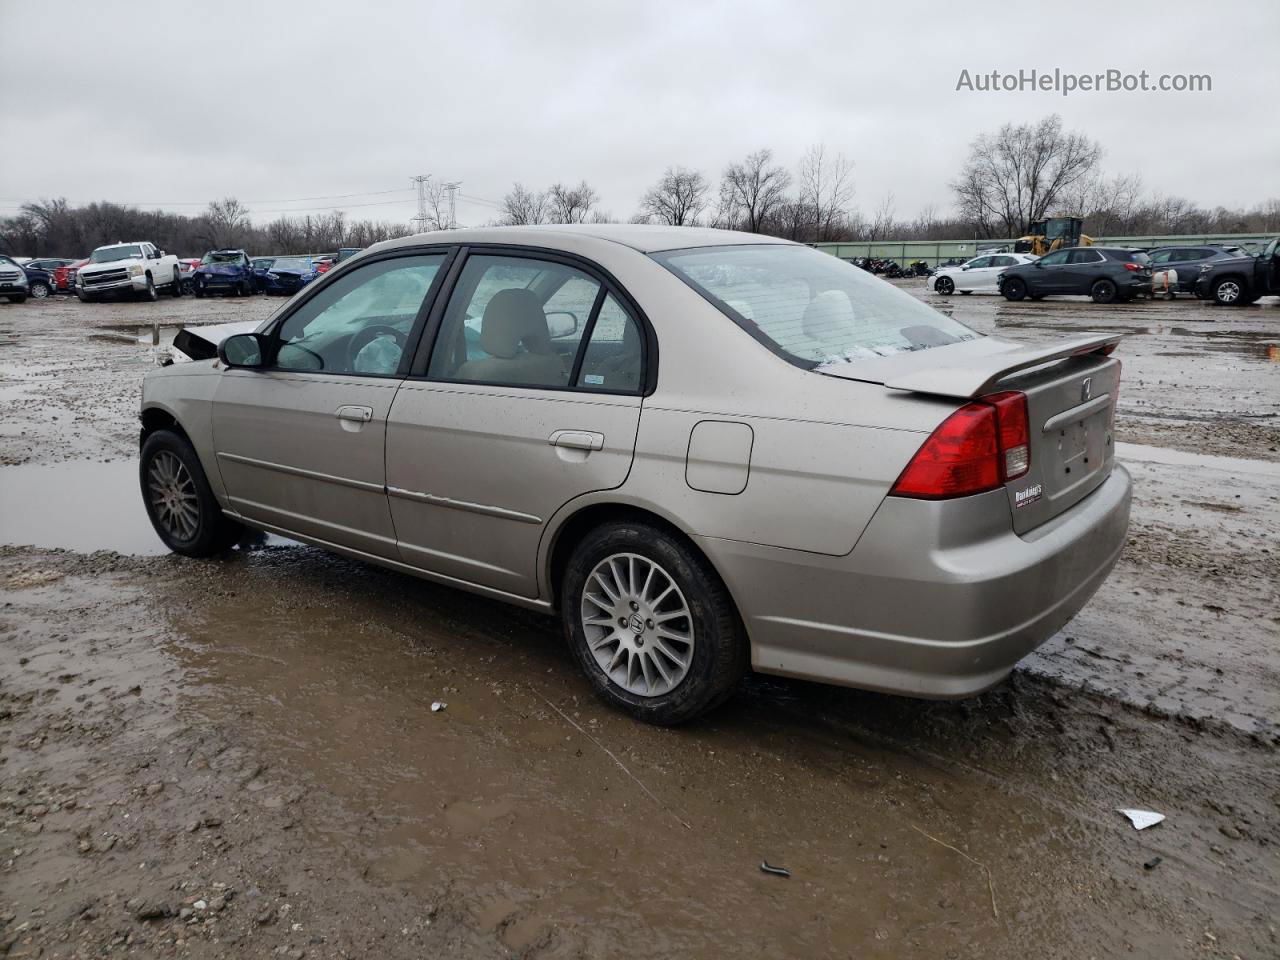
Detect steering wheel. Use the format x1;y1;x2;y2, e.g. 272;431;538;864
345;324;407;373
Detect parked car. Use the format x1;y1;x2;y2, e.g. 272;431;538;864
312;255;336;274
177;258;201;294
0;254;31;302
23;257;75;273
77;242;182;302
193;249;255;297
1145;245;1246;294
933;253;1038;295
138;225;1131;725
250;257;277;292
21;262;57;299
999;247;1152;303
1194;237;1280;305
259;256;319;295
54;258;89;293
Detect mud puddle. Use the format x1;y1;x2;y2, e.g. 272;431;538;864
0;458;291;554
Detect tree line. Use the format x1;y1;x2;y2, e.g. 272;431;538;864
4;114;1278;257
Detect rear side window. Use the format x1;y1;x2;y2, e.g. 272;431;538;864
654;244;978;368
1068;250;1104;264
576;295;642;392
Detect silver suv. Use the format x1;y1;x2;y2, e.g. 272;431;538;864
140;225;1131;724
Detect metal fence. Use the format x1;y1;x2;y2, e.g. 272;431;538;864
814;232;1275;267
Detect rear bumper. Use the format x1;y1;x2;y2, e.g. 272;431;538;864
699;464;1132;698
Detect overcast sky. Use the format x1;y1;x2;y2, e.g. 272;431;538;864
3;0;1277;228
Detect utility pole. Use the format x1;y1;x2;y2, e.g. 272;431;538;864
442;181;461;229
410;174;431;233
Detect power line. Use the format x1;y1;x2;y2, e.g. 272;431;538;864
0;187;414;208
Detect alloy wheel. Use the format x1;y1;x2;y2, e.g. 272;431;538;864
1217;281;1240;303
146;450;200;541
580;553;694;697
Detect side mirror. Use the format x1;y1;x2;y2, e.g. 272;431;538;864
218;333;266;368
546;311;579;339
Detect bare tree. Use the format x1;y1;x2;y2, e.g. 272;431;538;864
498;183;549;225
639;167;709;226
547;181;599;224
869;192;897;240
719;149;791;233
798;144;855;242
952;114;1103;237
200;197;252;249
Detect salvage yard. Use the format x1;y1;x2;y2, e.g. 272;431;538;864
2;287;1278;958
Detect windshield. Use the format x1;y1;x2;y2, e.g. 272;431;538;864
654;244;980;367
271;258;311;272
91;245;143;263
202;251;243;264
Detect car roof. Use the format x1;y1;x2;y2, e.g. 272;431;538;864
376;223;796;255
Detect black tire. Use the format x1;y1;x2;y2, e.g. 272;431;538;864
237;281;250;297
1212;277;1247;306
75;289;96;303
29;281;51;299
7;295;27;304
1029;293;1046;300
959;289;972;295
139;429;244;557
935;276;954;296
194;283;205;298
561;521;747;725
142;274;158;301
1090;279;1117;304
170;268;183;297
1002;277;1026;301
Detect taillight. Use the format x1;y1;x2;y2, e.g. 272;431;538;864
1123;262;1142;271
890;391;1030;500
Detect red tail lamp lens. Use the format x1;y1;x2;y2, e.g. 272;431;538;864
890;392;1030;499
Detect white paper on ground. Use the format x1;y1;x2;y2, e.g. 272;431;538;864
1118;809;1165;830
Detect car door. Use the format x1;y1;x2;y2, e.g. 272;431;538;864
985;255;1020;291
956;256;993;291
386;249;647;600
211;250;451;559
1062;249;1106;292
1031;249;1071;292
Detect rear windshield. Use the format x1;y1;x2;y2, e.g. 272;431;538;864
654;244;979;367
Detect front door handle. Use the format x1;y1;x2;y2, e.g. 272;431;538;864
549;430;604;451
336;405;373;423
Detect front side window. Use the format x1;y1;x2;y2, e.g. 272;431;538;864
272;254;445;376
427;255;598;388
966;256;992;269
1038;250;1069;266
655;244;978;367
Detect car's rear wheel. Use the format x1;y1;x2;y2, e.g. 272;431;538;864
140;429;244;557
170;268;182;297
935;276;954;295
29;280;51;299
561;521;747;725
1212;277;1245;306
1002;277;1026;301
1090;279;1117;304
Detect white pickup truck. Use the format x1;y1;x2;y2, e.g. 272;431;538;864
76;242;183;302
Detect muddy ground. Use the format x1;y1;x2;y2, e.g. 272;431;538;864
1;287;1277;959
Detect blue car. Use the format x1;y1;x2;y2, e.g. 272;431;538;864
260;256;319;295
193;249;255;297
22;263;58;300
250;257;276;293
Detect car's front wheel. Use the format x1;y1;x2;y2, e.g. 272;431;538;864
141;274;158;301
561;521;747;725
140;429;244;557
1002;277;1026;301
1091;278;1117;304
170;268;182;297
935;276;954;295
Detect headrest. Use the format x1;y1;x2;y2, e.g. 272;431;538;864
480;288;547;359
801;290;854;343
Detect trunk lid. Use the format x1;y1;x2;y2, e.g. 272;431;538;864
821;334;1122;534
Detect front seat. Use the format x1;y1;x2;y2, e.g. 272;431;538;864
455;288;567;386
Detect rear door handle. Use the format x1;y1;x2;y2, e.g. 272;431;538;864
549;430;604;451
336;405;373;423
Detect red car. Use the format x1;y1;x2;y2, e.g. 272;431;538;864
55;258;89;292
312;256;336;274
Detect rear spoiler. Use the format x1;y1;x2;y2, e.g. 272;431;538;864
820;333;1123;400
